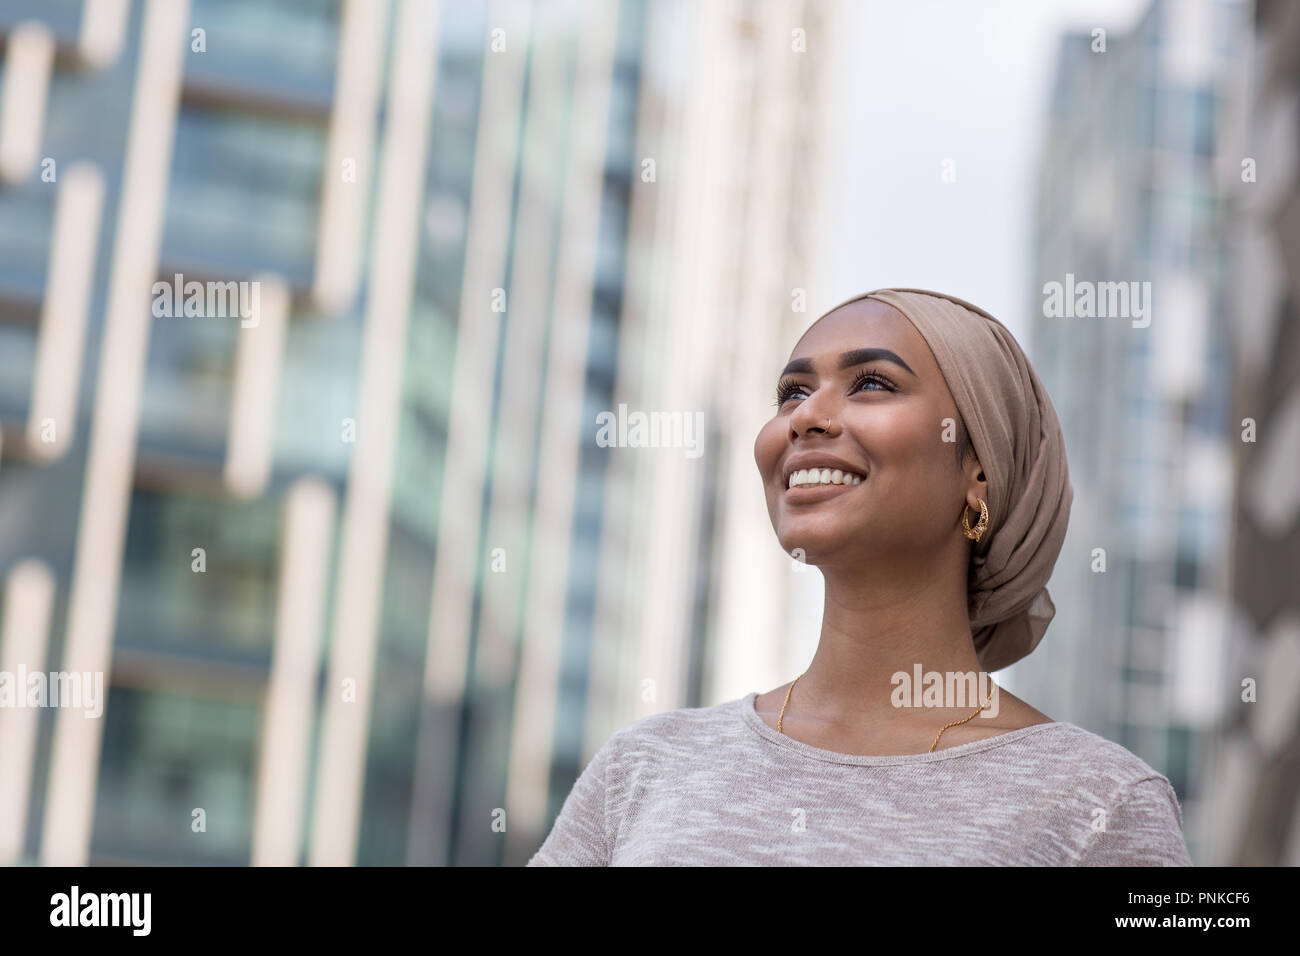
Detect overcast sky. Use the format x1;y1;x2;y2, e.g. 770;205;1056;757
818;0;1147;342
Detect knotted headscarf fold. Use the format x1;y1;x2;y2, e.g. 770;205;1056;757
817;288;1073;672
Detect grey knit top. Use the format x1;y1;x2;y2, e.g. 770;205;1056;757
527;691;1193;866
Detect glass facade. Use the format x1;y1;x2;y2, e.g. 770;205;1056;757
0;0;648;866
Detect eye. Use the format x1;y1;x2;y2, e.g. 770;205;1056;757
774;377;808;406
849;367;897;393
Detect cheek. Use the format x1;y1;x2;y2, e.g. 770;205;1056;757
753;417;783;474
881;425;961;497
853;414;952;485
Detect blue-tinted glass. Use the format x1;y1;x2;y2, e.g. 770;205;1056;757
165;107;325;281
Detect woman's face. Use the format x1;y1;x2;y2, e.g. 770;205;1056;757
753;298;975;568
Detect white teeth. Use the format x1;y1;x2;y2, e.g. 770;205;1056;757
787;467;865;488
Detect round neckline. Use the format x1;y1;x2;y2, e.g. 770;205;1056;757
739;691;1062;766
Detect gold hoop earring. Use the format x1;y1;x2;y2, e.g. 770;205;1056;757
962;498;988;542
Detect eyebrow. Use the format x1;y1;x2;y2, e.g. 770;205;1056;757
779;347;917;379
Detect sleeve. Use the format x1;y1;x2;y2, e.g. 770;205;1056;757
1078;776;1193;866
526;733;620;866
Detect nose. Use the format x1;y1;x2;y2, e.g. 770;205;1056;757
788;388;838;440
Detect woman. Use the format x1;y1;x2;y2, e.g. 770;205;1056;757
528;288;1193;866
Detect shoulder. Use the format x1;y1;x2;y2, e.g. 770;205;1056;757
1049;724;1191;864
589;696;745;774
994;721;1191;864
1033;722;1173;784
1022;721;1185;829
606;696;743;748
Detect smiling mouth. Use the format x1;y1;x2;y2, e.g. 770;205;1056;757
785;468;865;490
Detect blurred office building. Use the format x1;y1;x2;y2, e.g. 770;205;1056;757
1204;0;1300;866
0;0;839;867
1021;0;1247;865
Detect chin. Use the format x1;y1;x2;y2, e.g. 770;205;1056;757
766;480;871;561
774;525;849;566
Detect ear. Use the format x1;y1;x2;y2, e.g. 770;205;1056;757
963;445;986;500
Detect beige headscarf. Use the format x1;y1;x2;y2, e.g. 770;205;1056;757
815;288;1073;672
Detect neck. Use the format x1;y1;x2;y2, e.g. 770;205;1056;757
794;544;985;728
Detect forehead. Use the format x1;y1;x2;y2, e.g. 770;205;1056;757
790;298;934;375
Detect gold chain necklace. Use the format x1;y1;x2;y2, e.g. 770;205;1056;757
777;671;998;753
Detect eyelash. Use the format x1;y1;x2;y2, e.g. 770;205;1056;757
773;367;898;406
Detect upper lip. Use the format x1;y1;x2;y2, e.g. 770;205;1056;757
781;452;868;485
